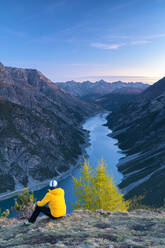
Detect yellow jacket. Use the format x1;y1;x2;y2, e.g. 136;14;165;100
37;188;66;217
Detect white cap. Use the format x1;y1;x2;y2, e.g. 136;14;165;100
49;179;58;188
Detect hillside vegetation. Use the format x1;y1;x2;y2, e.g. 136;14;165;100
0;209;165;247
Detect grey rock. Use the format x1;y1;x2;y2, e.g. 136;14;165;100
0;62;99;194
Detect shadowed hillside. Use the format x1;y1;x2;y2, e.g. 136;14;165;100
106;77;165;207
0;62;100;194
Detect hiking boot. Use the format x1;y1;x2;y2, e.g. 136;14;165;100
24;220;32;226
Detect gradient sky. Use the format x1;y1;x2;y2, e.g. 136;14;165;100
1;0;165;84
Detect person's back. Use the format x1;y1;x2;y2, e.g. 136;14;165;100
38;188;66;217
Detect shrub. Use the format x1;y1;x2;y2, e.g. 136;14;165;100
73;159;129;212
13;188;35;219
128;195;147;210
0;209;10;218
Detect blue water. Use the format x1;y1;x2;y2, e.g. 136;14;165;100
0;113;123;216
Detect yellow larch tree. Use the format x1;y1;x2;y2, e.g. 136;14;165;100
106;178;129;211
72;160;95;210
72;159;129;212
93;159;109;210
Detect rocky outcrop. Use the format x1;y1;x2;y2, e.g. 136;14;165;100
0;62;99;194
106;77;165;207
1;209;165;247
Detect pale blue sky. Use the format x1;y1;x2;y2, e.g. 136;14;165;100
1;0;165;83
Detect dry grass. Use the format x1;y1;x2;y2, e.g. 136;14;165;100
0;209;165;248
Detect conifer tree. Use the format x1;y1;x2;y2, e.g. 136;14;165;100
106;178;129;211
93;159;109;210
72;160;94;210
72;159;129;212
13;188;35;218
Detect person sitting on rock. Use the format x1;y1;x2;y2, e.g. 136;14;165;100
24;179;66;225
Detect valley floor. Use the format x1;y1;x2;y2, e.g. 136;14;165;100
0;209;165;247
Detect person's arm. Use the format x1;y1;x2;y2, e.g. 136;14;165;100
37;193;50;207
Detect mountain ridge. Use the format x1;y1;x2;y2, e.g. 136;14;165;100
56;80;149;99
106;76;165;206
0;62;100;194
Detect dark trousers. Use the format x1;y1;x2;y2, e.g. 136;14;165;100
29;205;61;223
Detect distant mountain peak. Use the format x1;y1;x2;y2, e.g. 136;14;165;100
0;62;4;68
96;79;107;83
66;80;78;83
56;79;149;98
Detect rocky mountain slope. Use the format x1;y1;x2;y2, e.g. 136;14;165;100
106;77;165;207
93;87;143;111
56;80;148;100
1;209;165;247
0;62;99;194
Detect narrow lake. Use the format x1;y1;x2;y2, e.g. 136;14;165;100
0;112;123;215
